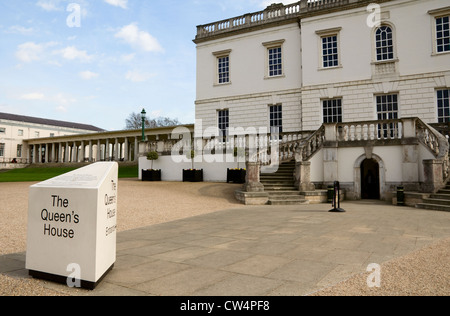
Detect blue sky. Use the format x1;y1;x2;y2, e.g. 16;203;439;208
0;0;278;131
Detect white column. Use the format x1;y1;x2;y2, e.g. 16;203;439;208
32;145;37;164
97;140;101;162
105;139;110;161
58;143;63;163
65;143;70;163
124;138;129;162
134;137;139;162
80;141;85;163
51;143;55;163
89;140;93;162
38;145;42;163
114;138;119;161
72;143;77;163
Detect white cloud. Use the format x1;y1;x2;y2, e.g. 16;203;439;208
104;0;128;9
20;93;45;100
125;70;154;83
53;93;76;112
5;25;34;35
54;46;94;62
15;41;58;63
115;23;163;53
121;53;135;62
36;0;62;11
79;71;99;80
15;42;44;63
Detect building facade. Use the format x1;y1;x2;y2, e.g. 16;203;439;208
194;0;450;133
193;0;450;202
0;112;103;168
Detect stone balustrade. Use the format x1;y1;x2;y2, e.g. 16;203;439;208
195;0;357;42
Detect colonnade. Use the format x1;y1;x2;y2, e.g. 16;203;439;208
28;136;141;164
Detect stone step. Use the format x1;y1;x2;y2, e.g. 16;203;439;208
261;179;294;187
422;198;450;206
267;191;302;196
264;186;297;191
261;178;294;183
261;174;293;178
268;197;309;206
416;203;450;212
429;193;450;200
261;179;293;184
261;171;293;176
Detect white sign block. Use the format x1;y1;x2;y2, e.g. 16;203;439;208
26;162;118;290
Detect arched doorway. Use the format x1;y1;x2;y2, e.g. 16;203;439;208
361;159;380;199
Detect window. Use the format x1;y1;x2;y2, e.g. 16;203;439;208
50;133;55;137
263;40;285;78
437;89;450;123
213;49;231;85
376;94;399;138
316;28;341;69
17;144;22;158
323;99;343;123
268;46;283;77
429;7;450;55
218;56;230;84
436;16;450;53
218;109;229;137
321;35;339;68
18;129;24;136
35;131;40;138
269;105;283;134
0;143;5;157
375;26;394;61
0;127;5;133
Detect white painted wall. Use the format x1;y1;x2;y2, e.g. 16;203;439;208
0;119;98;162
300;0;450;131
139;154;242;182
196;23;302;100
195;23;303;133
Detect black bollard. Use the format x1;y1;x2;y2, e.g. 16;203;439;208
397;186;405;206
329;181;346;213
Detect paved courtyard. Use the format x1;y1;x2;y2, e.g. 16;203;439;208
1;182;449;296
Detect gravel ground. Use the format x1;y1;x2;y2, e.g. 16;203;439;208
1;179;449;296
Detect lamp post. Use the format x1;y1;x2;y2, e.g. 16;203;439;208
141;108;146;142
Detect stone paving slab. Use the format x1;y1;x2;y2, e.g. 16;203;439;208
1;200;450;296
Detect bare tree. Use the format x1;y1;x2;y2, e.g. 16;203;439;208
125;112;181;130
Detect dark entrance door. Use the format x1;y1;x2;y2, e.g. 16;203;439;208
361;159;380;199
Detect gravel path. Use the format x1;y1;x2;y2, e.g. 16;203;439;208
1;179;449;296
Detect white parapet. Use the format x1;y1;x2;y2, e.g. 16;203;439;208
26;162;118;290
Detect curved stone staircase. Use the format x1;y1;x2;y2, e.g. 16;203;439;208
260;161;309;205
416;184;450;212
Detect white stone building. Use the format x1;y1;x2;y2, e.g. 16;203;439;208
193;0;450;204
0;112;103;168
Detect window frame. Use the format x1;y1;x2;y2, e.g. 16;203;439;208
269;104;283;135
375;25;395;62
213;49;232;85
17;144;22;158
316;27;342;70
429;7;450;56
263;39;285;79
322;98;343;123
217;109;229;138
376;93;400;138
437;88;450;123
